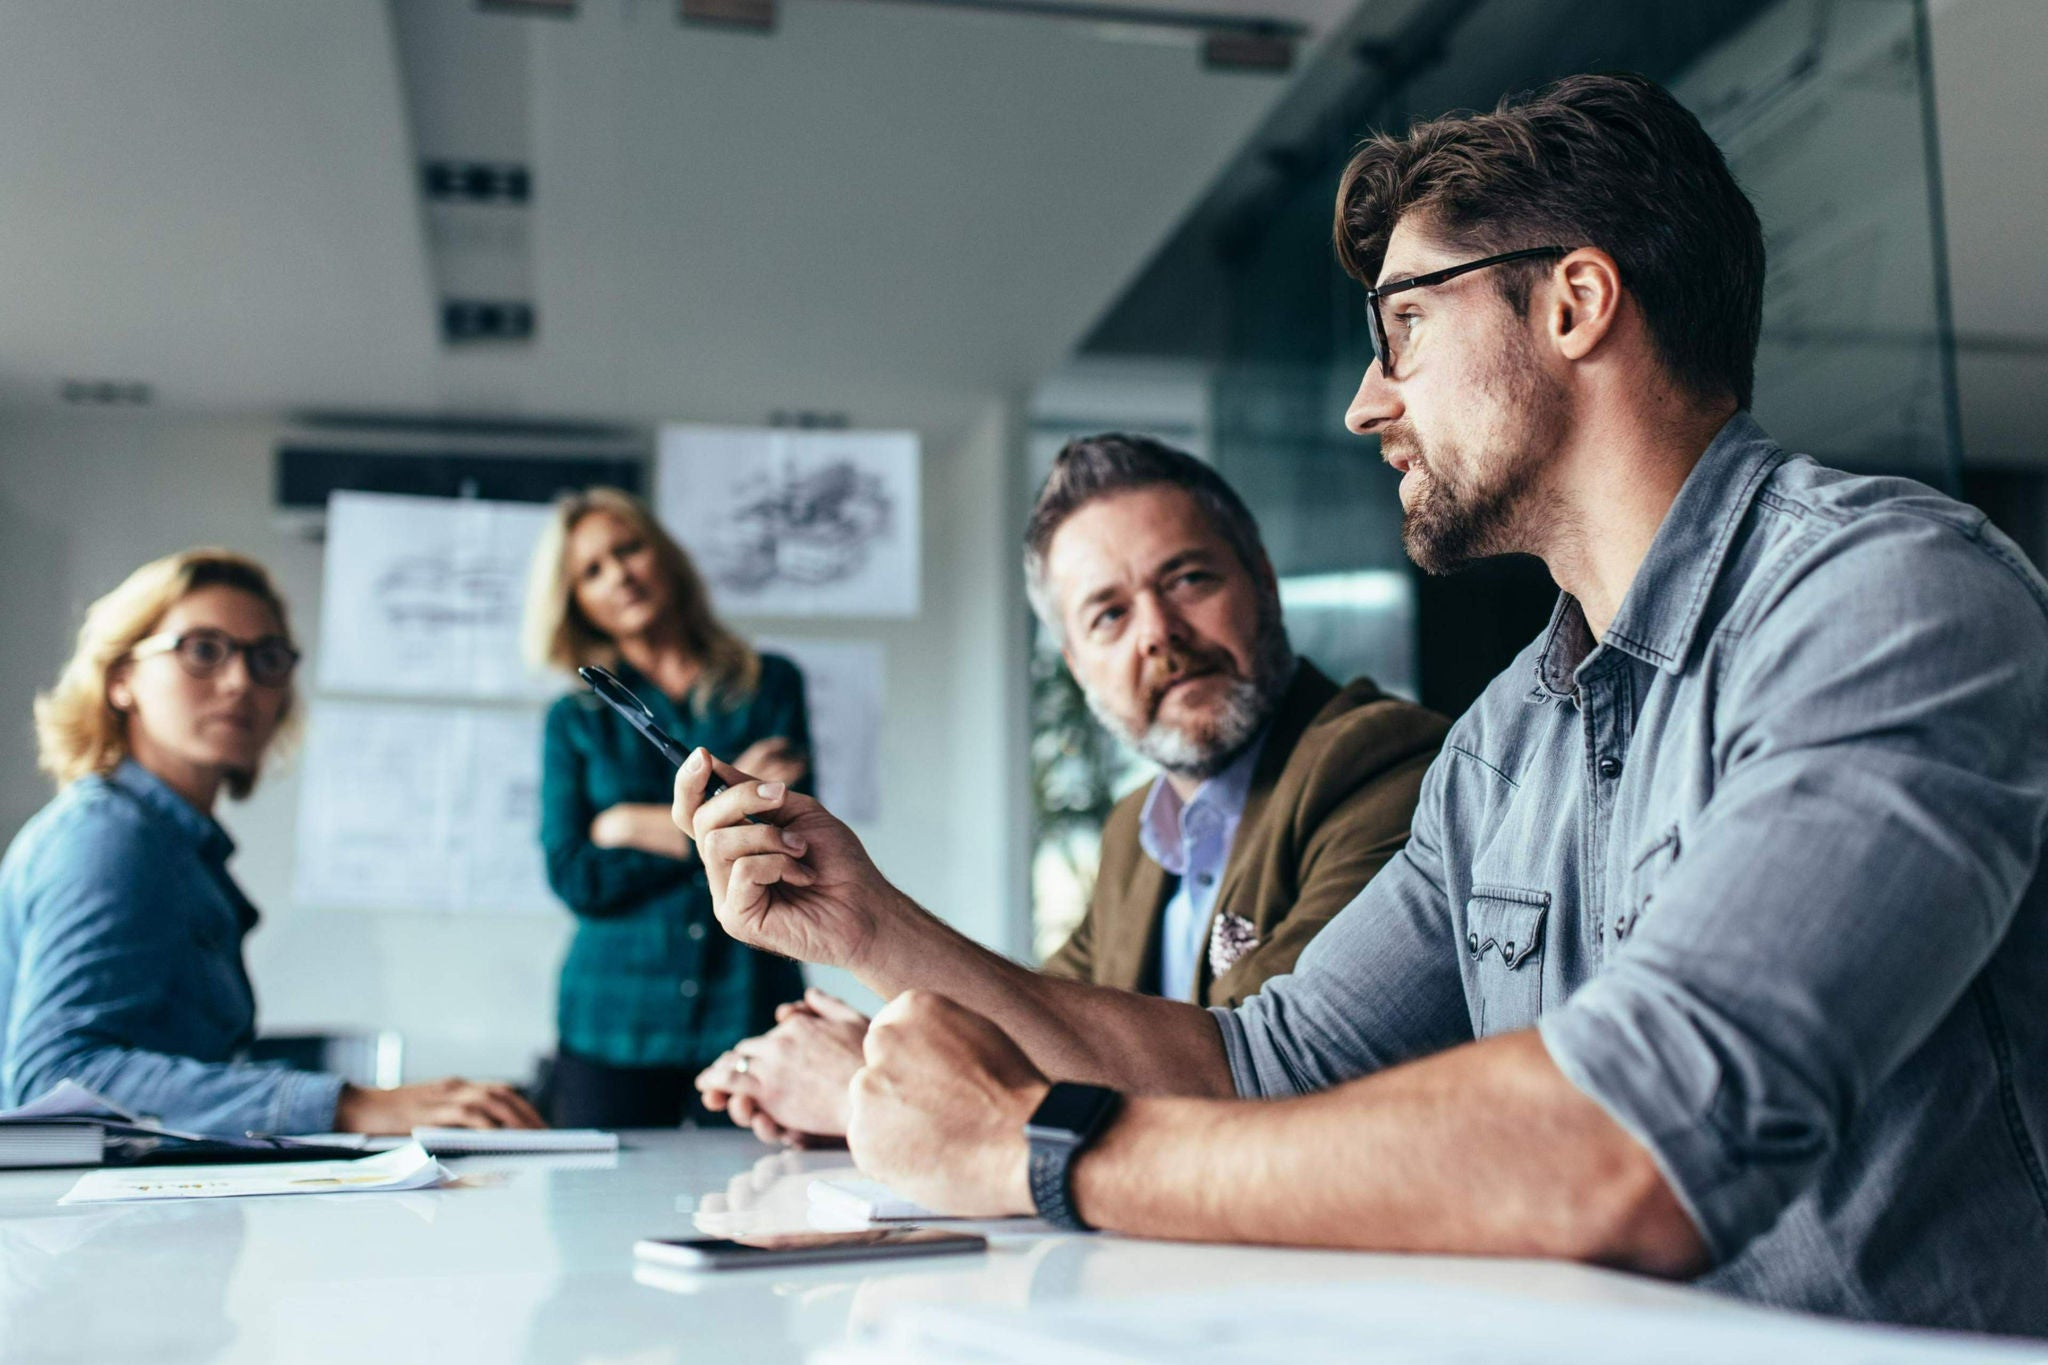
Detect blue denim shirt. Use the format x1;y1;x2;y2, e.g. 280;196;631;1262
0;761;342;1135
1215;415;2048;1334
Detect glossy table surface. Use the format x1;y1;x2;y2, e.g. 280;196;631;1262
0;1128;1775;1364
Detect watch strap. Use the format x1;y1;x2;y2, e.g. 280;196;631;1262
1025;1082;1120;1231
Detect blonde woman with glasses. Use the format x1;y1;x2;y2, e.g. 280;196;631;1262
0;549;544;1135
525;488;810;1128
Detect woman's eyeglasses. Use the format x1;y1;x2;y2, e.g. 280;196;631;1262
130;629;302;688
1364;246;1571;381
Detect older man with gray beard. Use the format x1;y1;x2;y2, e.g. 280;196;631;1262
693;433;1448;1145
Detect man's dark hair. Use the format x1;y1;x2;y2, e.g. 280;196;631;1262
1335;72;1764;409
1023;433;1271;634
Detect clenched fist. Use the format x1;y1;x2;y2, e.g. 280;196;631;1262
845;991;1048;1219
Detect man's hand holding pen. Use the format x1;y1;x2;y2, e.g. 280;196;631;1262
672;747;909;973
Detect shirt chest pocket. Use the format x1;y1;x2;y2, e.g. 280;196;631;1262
1465;886;1550;1038
1614;825;1681;946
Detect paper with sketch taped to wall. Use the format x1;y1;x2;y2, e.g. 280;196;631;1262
658;426;920;618
755;637;884;822
59;1142;450;1204
317;491;558;700
292;699;554;914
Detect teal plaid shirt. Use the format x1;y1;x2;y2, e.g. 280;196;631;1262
540;653;809;1070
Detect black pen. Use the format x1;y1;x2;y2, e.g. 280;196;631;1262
576;665;768;825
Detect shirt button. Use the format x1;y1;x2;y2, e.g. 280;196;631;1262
687;923;707;941
678;980;699;1000
1197;873;1215;887
1597;756;1623;779
1467;932;1479;953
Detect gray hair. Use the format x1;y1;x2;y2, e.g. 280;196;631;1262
1023;433;1271;638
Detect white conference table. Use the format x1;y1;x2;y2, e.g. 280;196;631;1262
0;1128;1880;1364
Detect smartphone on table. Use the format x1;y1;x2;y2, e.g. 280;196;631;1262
634;1227;988;1271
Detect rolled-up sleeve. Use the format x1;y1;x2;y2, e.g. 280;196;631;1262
1214;747;1473;1097
1539;517;2048;1263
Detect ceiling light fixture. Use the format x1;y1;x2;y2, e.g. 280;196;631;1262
680;0;1303;70
680;0;777;31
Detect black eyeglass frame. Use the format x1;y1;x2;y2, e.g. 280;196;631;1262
1364;246;1571;380
130;628;302;688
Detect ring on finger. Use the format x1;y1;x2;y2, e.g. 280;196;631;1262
734;1056;751;1077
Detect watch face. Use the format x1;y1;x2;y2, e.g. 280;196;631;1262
1028;1082;1115;1138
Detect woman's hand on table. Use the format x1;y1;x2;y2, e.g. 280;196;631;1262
334;1078;546;1134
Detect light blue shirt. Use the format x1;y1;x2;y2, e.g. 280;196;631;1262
0;761;343;1135
1138;735;1265;1001
1214;414;2048;1334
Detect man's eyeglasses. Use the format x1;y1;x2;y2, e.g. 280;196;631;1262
1364;246;1571;381
131;629;301;688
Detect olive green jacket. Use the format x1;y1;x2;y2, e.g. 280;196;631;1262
1041;661;1448;1008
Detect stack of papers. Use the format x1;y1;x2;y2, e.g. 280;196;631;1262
59;1141;451;1204
0;1121;106;1170
0;1080;203;1168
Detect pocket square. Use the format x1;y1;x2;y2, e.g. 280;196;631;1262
1208;910;1259;979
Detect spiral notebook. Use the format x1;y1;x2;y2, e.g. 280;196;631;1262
409;1127;617;1155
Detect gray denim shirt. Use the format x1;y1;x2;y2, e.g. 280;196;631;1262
1214;414;2048;1334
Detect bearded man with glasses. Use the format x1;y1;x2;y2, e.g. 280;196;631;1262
676;73;2048;1336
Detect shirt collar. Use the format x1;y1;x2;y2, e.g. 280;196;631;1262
1537;411;1786;695
1137;729;1267;875
107;759;236;864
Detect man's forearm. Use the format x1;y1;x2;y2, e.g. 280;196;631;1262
854;895;1235;1098
1067;1030;1709;1274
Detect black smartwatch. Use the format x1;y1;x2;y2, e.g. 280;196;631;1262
1024;1081;1121;1231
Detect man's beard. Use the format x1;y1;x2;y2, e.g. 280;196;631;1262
1085;593;1295;781
1390;337;1569;576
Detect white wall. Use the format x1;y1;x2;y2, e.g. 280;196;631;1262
0;405;1028;1081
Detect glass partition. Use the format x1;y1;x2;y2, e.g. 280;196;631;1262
1028;0;1963;953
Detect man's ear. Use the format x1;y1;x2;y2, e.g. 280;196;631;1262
1252;551;1279;598
1548;247;1623;362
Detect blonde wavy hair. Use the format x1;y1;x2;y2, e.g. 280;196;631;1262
34;549;302;799
522;487;759;711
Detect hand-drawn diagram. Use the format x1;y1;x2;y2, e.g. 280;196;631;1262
292;700;554;915
713;459;894;594
657;426;920;618
373;554;524;629
318;492;559;700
